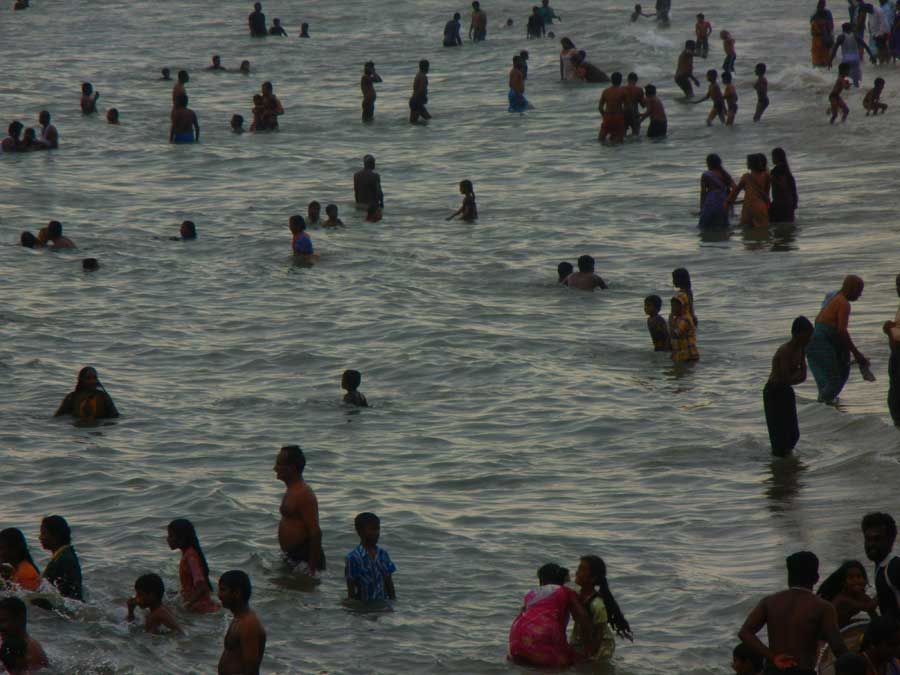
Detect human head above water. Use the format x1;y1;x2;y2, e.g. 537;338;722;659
644;84;656;96
40;516;72;550
288;215;306;234
220;570;252;604
644;294;662;313
537;563;569;586
82;258;99;271
161;67;171;79
178;70;189;84
557;261;573;281
0;529;34;567
354;512;380;537
180;220;196;239
755;62;767;76
76;366;100;391
627;72;638;84
47;220;63;239
0;597;27;634
135;573;165;603
419;59;430;72
862;511;896;563
791;315;813;339
747;153;767;172
577;254;595;273
342;369;362;391
106;108;119;124
560;37;575;51
672;267;691;289
279;445;306;476
363;154;376;169
20;232;37;248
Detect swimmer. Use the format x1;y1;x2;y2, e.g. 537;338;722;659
173;70;189;105
722;72;737;126
274;445;325;574
269;18;287;36
409;60;431;124
231;114;245;133
160;67;172;80
20;232;39;248
720;30;736;73
342;370;368;407
622;72;644;136
299;22;310;38
695;13;712;58
447;179;478;221
645;295;670;351
82;258;99;271
693;69;725;126
1;121;23;153
207;55;227;71
288;216;319;261
508;55;530;113
169;220;197;240
55;366;119;420
598;72;627;145
0;598;48;672
830;22;873;87
864;77;888;115
38;111;58;149
126;573;183;635
564;255;608;290
640;84;667;138
106;108;120;124
829;62;851;124
361;61;383;123
470;1;487;41
366;204;383;222
572;51;609;83
322;204;344;227
345;513;396;601
307;201;321;226
443;12;463;46
45;220;76;248
239;60;251;75
166;519;219;613
557;261;573;282
80;82;100;114
675;41;700;98
752;63;769;122
630;3;655;21
669;297;699;362
763;316;813;456
170;93;200;143
217;570;266;675
248;2;267;37
353;155;384;209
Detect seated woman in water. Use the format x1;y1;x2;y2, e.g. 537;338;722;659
571;555;633;660
817;560;877;628
0;528;41;592
167;519;219;613
508;563;594;667
54;366;119;421
698;153;735;229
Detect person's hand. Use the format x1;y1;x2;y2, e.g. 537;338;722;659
773;654;798;670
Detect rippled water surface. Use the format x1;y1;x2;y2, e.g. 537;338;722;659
4;0;900;673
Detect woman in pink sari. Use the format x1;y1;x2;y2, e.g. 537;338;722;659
508;563;595;667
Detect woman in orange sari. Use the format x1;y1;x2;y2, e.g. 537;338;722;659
726;153;771;228
811;7;834;66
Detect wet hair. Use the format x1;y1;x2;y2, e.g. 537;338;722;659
560;37;575;50
453;11;461;19
627;72;638;83
611;72;623;86
354;512;380;533
460;179;474;195
47;220;63;238
240;60;250;71
289;215;306;232
537;563;569;586
472;0;480;7
835;653;867;675
558;261;573;281
771;147;789;171
23;128;36;142
817;560;868;601
212;55;220;63
862;512;897;540
325;203;338;216
8;121;23;137
82;258;99;271
168;519;213;591
419;59;429;70
520;50;529;59
280;445;306;475
135;573;164;601
262;81;273;93
75;366;100;392
20;232;37;248
308;200;320;214
786;551;818;587
672;267;691;290
732;643;763;671
343;369;362;391
722;72;732;84
363;154;376;169
755;62;767;75
645;84;656;96
577;254;595;273
645;294;662;312
161;67;170;77
231;114;244;127
861;615;900;650
580;555;633;641
0;529;39;573
0;597;27;629
41;515;72;546
177;70;188;82
219;570;252;602
791;316;813;337
0;634;28;671
747;153;767;172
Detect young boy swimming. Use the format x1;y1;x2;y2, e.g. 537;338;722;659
644;295;670;351
126;574;182;634
342;370;368;407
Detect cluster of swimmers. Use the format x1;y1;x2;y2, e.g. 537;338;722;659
247;3;310;38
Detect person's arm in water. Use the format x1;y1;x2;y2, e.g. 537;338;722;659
567;592;596;658
835;297;868;365
738;599;796;669
594;275;608;290
192;112;200;143
169;110;175;144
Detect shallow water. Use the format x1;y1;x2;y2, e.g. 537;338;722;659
3;0;900;673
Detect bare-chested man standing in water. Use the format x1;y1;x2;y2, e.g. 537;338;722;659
739;552;846;674
598;72;627;144
218;570;266;675
274;445;325;575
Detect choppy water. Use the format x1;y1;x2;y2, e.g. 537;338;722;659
4;0;900;673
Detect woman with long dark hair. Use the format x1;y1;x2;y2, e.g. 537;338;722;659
0;528;41;591
54;367;119;420
167;519;219;613
571;555;633;660
817;560;877;628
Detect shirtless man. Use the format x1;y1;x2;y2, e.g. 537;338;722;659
218;570;266;675
360;61;383;123
172;71;189;106
622;72;645;136
170;94;200;143
763;316;813;456
598;72;627;144
274;445;325;574
248;2;267;37
0;598;49;672
353;155;384;209
564;255;608;290
694;69;725;126
37;111;58;149
261;82;284;129
675;41;700;98
469;1;487;41
753;63;769;122
640;84;668;138
409;60;431;124
45;220;76;248
207;55;227;71
738;551;846;674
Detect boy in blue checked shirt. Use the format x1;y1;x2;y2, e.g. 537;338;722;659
345;513;396;601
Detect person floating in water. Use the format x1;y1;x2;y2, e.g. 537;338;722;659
564;255;608;290
738;552;847;672
207;55;227;71
40;220;77;249
444;12;463;46
248;2;267;37
170;220;197;240
360;61;382;123
763;316;813;457
345;512;396;602
409;60;431;124
274;445;325;575
82;258;99;271
863;77;888;115
80;83;100;114
557;261;573;282
40;515;83;601
217;570;266;675
342;370;368;407
674;41;700;98
816;560;877;628
167;519;219;613
0;598;49;672
106;108;120;124
353;155;384;209
299;23;310;38
470;1;487;41
640;84;667;138
126;573;183;634
644;295;670;351
753;63;769;122
323;204;344;227
269;18;287;36
570;555;633;661
170;93;199;143
598;72;626;145
0;528;40;592
54;366;119;421
239;60;251;75
508;56;530;113
806;275;868;404
447;179;478;221
883;274;900;426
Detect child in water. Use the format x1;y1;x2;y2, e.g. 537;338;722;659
644;295;670;351
323;204;344;227
167;519;219;613
863;77;888;115
231;114;245;133
570;555;633;660
722;72;737;126
753;63;768;122
342;370;368;407
732;643;764;674
345;512;395;601
106;108;120;125
829;62;851;123
669;297;699;362
269;18;287;36
721;30;736;73
557;261;573;282
126;573;182;634
80;83;100;114
694;69;725;126
447;180;477;222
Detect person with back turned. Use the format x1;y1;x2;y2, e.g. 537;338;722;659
353;155;384;209
274;445;325;576
763;316;813;457
739;551;846;674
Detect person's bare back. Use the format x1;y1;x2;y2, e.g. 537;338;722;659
600;86;625;115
